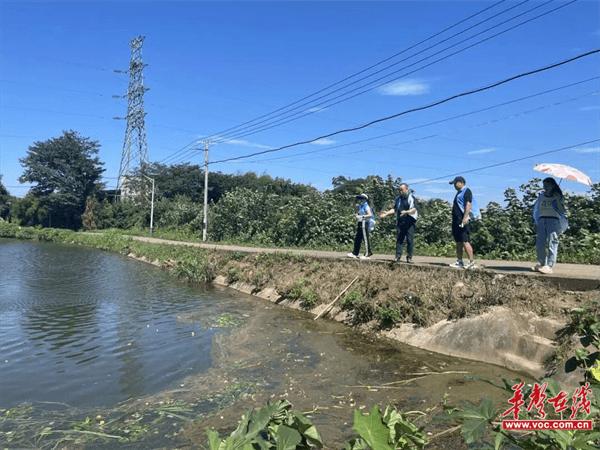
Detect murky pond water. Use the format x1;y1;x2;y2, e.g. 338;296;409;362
0;240;527;448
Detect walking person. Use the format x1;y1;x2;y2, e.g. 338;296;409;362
347;194;374;260
532;177;568;274
449;176;476;269
379;183;418;263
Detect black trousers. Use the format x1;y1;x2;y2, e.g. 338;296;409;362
396;218;415;259
352;221;372;256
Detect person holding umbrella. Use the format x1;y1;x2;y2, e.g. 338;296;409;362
532;177;568;274
531;163;592;274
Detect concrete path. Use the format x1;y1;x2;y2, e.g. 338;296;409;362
127;235;600;289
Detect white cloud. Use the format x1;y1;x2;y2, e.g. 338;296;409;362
467;147;496;155
575;147;600;154
306;107;328;113
310;138;336;146
224;139;273;150
377;79;430;96
579;105;600;111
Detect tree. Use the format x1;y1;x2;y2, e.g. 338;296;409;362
19;130;104;229
0;176;10;220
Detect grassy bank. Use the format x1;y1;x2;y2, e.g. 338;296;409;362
1;222;595;329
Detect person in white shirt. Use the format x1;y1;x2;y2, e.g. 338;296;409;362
532;177;567;274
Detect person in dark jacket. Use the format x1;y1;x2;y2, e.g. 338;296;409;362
379;183;418;263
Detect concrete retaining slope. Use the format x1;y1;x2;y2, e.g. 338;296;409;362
378;307;561;377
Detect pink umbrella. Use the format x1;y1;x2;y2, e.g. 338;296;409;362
533;163;593;186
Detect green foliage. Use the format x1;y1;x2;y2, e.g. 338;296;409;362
17;130;104;229
451;398;497;445
449;376;600;449
172;253;217;284
559;301;600;383
227;267;242;284
345;405;427;450
212;313;241;328
206;399;323;450
154;195;203;231
7;141;600;263
376;302;404;328
0;175;10;220
341;290;364;310
285;278;319;309
351;297;376;325
448;299;600;448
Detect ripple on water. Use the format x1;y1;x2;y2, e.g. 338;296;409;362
0;240;226;407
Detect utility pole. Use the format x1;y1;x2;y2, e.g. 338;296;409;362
140;173;155;234
202;140;210;242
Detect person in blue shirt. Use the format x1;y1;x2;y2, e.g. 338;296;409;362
449;176;476;269
347;193;374;260
379;183;418;263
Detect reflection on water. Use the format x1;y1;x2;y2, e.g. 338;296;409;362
0;239;527;447
0;240;226;407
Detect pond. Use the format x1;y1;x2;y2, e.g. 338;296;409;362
0;239;525;448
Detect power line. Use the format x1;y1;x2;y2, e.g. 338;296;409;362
205;0;511;140
213;0;573;143
161;0;529;162
268;87;598;165
173;77;597;167
214;0;541;142
158;140;202;164
155;0;576;165
410;139;600;185
210;50;600;165
250;79;600;164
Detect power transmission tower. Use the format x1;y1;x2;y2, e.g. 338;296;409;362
116;35;149;196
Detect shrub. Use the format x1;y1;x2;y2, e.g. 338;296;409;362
340;290;364;310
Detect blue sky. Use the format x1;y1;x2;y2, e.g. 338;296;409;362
1;0;599;204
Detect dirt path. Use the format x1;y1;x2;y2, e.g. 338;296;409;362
126;235;600;288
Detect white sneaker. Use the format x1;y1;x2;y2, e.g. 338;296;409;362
347;253;358;259
359;255;370;260
538;265;553;274
464;261;476;270
449;260;464;269
532;263;543;272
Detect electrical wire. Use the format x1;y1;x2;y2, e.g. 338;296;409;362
205;0;513;140
209;50;600;165
153;0;577;164
213;0;574;143
262;88;598;165
410;139;600;185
